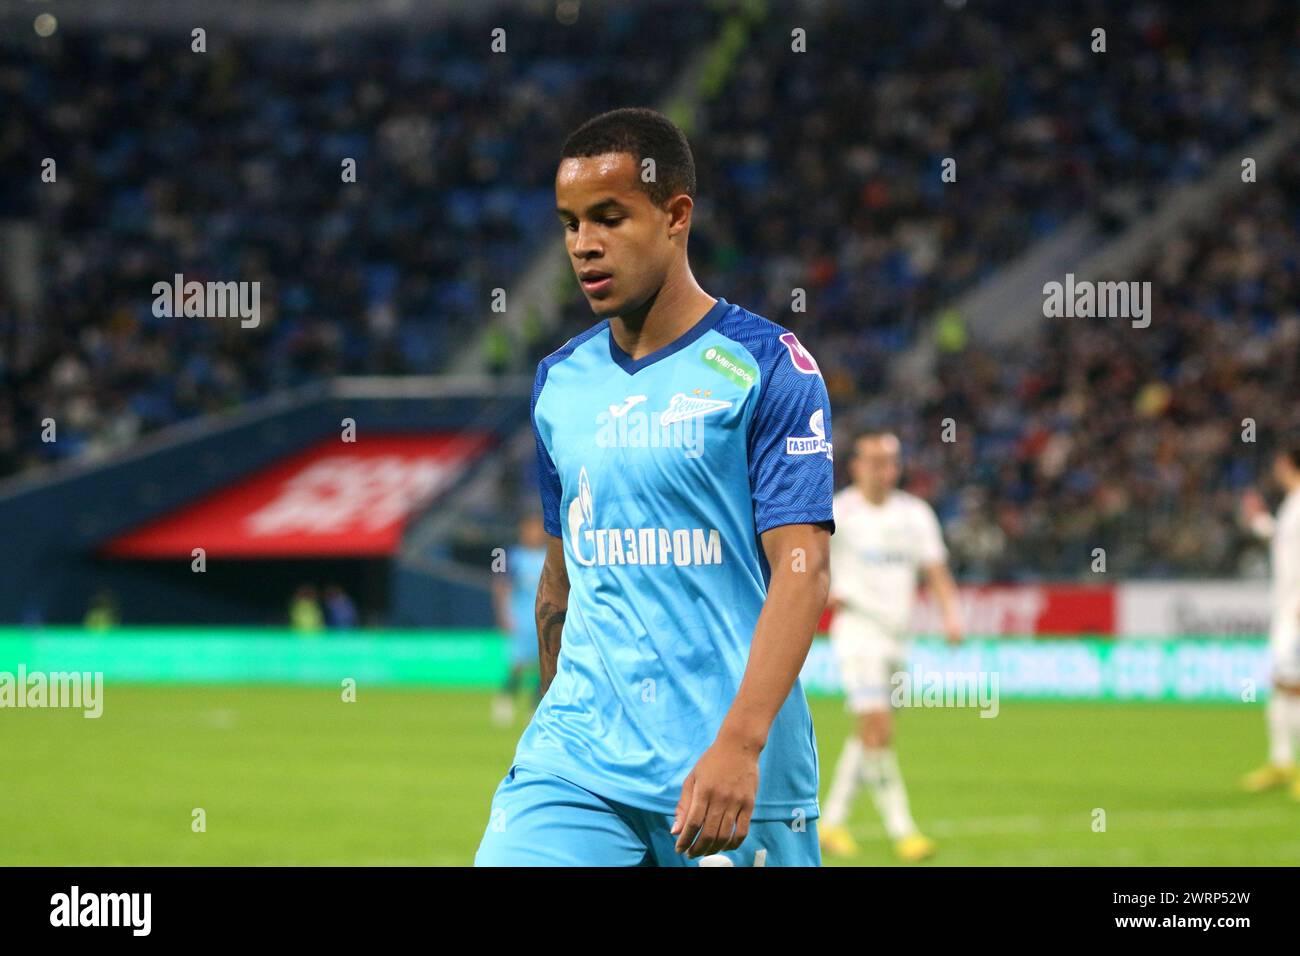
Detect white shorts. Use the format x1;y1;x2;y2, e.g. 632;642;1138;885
1271;613;1300;685
829;609;907;714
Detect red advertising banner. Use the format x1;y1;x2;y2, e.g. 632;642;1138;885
101;433;491;558
818;584;1116;636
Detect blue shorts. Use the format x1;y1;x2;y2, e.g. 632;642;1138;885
474;764;821;867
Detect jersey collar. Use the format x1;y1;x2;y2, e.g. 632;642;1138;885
607;297;729;375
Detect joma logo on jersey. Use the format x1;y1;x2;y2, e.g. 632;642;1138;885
567;467;723;568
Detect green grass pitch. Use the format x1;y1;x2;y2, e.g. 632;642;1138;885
1;686;1295;865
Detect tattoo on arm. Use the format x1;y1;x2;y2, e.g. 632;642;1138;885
535;542;568;695
537;599;566;694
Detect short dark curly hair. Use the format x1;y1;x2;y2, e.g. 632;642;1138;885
560;107;696;208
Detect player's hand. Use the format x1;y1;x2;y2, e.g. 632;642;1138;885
1241;489;1266;524
671;736;759;858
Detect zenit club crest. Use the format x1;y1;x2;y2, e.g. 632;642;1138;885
659;392;733;426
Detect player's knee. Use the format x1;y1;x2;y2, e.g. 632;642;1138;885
857;711;891;748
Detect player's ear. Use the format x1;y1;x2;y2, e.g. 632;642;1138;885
665;193;693;237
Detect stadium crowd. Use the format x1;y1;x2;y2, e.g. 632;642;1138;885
909;150;1300;581
689;0;1298;369
0;1;712;472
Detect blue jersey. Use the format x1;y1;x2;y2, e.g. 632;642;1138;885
507;545;547;663
513;296;835;820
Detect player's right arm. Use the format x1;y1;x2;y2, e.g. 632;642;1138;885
531;356;566;693
535;534;568;694
922;561;963;645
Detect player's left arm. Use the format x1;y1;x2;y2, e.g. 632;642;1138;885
673;330;835;859
922;561;963;645
918;502;962;644
672;521;831;858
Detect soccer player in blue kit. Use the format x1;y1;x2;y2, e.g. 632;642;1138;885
475;108;835;866
490;513;550;726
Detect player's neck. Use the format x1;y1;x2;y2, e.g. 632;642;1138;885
858;485;891;506
609;269;716;361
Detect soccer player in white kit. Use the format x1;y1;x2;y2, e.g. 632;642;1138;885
819;431;964;861
1240;445;1300;799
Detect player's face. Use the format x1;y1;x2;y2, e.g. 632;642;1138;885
555;153;675;318
852;436;901;494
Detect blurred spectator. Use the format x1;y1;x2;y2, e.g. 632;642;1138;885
289;584;324;634
83;588;119;630
323;584;359;631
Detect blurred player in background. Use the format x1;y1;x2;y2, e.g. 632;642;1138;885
1240;444;1300;799
490;513;549;726
820;431;963;861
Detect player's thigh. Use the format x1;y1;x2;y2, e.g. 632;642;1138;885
831;618;897;715
858;706;894;746
474;765;648;866
1271;617;1300;687
642;811;821;867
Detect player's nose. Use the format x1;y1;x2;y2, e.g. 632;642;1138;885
571;222;604;256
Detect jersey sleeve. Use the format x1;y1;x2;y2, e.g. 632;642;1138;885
747;340;835;535
916;501;948;565
531;363;562;537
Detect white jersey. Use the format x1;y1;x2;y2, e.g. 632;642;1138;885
829;487;947;636
1272;489;1300;620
